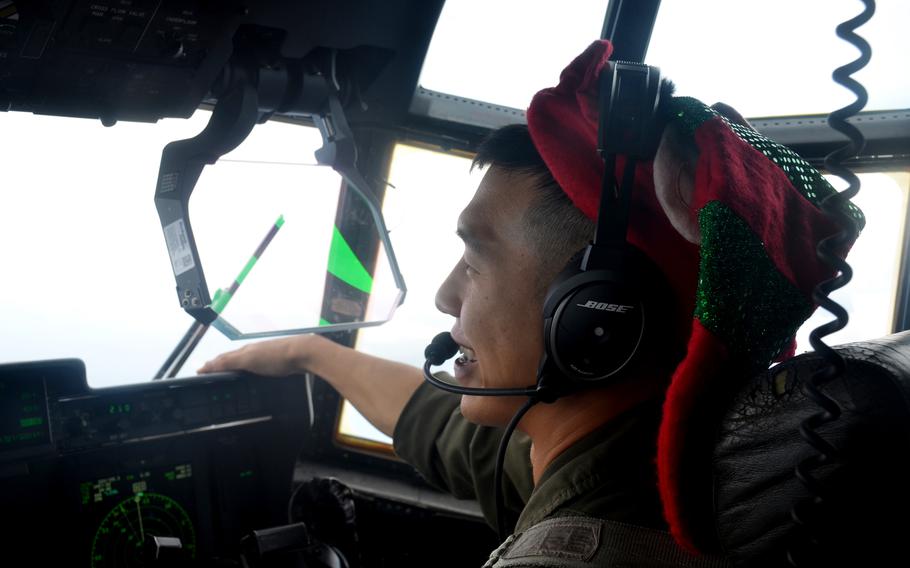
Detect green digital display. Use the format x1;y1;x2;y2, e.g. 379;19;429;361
107;403;131;415
0;374;51;453
91;492;196;568
80;463;197;568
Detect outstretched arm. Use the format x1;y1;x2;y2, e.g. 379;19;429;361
198;335;423;437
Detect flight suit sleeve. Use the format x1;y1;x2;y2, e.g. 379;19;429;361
393;378;534;530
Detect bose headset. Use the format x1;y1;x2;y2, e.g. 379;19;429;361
421;61;670;540
423;61;668;402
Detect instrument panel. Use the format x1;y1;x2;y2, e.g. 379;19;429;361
0;358;309;567
0;365;53;454
84;465;198;567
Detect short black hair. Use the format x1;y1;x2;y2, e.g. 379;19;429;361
470;77;677;282
472;124;595;284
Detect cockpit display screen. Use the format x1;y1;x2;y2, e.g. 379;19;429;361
79;462;198;568
0;372;51;454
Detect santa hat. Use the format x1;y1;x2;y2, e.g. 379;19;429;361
527;40;865;553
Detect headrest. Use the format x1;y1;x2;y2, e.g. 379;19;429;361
711;331;910;565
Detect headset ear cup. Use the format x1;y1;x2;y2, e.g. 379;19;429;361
544;271;645;382
542;245;667;386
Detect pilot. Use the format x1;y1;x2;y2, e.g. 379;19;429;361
200;40;861;566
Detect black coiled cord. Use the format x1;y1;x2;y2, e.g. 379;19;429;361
787;2;874;565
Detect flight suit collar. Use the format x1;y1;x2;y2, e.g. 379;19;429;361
514;399;665;534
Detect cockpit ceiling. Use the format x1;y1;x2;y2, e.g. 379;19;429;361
0;0;445;124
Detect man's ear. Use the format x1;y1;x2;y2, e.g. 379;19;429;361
652;102;753;246
653;121;700;245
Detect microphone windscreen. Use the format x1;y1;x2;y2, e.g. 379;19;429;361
424;332;459;366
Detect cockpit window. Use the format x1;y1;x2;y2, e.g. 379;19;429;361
1;111;202;387
336;144;483;449
189;132;404;340
794;172;909;350
418;0;611;110
0;111;364;388
646;0;910;117
419;0;907;118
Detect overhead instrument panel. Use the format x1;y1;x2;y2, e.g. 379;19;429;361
0;0;241;122
0;0;446;125
0;359;310;566
63;0;212;64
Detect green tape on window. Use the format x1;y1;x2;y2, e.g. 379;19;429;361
327;226;373;294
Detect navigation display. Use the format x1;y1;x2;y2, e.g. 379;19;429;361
80;461;198;568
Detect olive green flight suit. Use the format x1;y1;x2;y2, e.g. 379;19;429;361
393;381;728;566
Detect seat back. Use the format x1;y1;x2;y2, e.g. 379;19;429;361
711;331;910;566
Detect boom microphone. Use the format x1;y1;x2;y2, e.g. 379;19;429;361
424;332;459;365
422;332;540;397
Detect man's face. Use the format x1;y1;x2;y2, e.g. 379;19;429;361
435;166;548;425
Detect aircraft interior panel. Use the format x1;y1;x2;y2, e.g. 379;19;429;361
0;359;495;567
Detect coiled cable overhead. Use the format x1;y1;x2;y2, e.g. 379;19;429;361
788;1;875;565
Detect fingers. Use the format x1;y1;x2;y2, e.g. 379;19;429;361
197;335;316;377
196;337;303;377
196;351;236;375
197;348;244;374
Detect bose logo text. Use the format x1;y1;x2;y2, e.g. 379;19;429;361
576;300;634;313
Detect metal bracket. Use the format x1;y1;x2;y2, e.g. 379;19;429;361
154;64;260;325
312;89;408;314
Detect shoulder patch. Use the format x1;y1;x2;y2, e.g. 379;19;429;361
503;517;602;562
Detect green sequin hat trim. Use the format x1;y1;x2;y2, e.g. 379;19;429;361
662;97;864;363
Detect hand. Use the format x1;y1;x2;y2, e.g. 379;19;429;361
197;335;319;377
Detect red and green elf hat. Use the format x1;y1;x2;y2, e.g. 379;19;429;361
527;40;865;553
